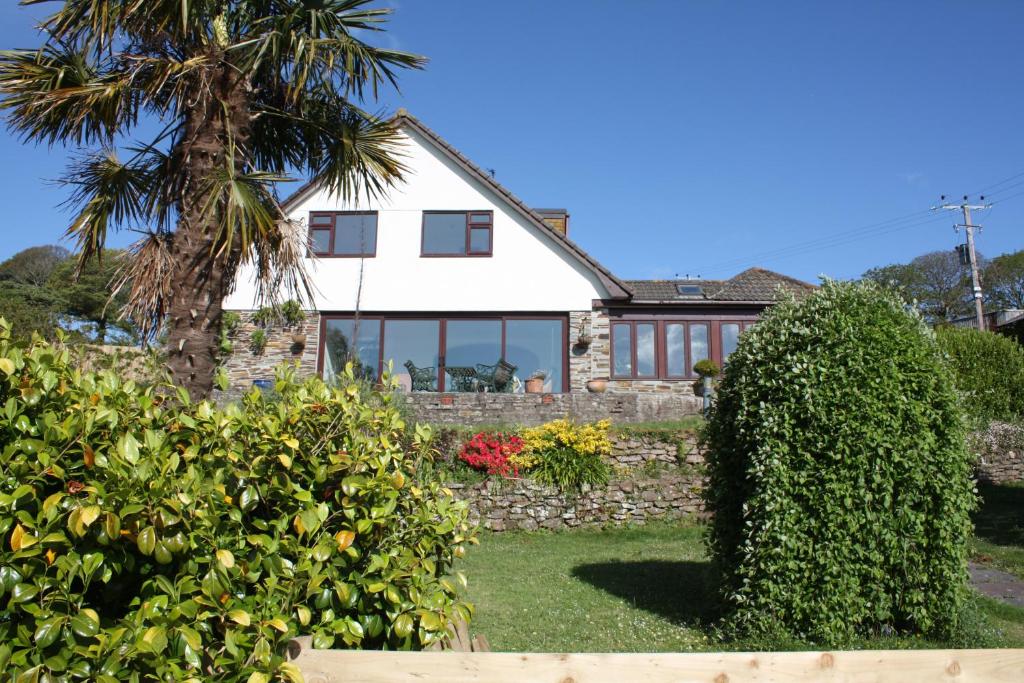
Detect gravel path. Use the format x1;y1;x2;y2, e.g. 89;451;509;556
969;561;1024;607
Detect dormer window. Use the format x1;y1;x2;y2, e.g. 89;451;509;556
309;212;377;257
422;211;492;256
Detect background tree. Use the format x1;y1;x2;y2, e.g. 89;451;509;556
984;249;1024;310
48;249;137;343
0;244;68;340
0;0;423;398
0;244;69;286
863;249;976;321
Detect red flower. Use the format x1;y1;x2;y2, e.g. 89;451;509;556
458;432;523;478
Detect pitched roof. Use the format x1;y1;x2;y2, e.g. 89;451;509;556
279;111;631;299
625;268;816;305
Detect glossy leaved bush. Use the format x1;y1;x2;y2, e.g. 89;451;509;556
0;321;474;682
935;325;1024;426
704;280;975;645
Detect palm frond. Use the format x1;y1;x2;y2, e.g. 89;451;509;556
110;231;176;341
196;143;290;260
239;0;425;103
25;0;217;55
0;44;136;145
253;95;407;203
248;217;317;311
59;149;157;266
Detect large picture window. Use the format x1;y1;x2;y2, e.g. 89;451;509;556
422;211;492;256
610;319;750;380
320;315;566;392
309;212;377;257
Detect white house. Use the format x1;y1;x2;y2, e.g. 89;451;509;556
223;111;812;401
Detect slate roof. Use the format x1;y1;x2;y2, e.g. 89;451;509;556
625;268;816;304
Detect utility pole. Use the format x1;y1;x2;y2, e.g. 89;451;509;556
936;195;989;331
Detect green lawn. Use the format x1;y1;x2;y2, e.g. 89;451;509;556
972;481;1024;579
457;487;1024;652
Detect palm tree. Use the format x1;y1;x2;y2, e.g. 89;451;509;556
0;0;424;397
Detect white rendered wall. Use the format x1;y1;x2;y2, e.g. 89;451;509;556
224;127;610;312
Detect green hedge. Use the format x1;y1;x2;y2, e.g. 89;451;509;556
935;326;1024;425
0;323;473;681
704;280;975;645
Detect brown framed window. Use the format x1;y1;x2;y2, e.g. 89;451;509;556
421;211;493;256
319;313;567;392
611;320;721;380
611;321;658;379
308;211;378;257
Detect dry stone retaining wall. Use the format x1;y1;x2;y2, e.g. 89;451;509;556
973;421;1024;484
451;472;707;532
448;429;707;531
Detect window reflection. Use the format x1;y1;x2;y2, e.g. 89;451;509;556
636;323;656;376
722;323;740;361
612;323;632;377
666;323;685;376
689;324;709;374
384;320;440;391
323;319;380;382
506;319;563;392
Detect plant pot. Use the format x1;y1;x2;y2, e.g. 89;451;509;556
586;378;608;393
575;334;592;349
694;377;715;397
525;377;545;394
290;332;307;347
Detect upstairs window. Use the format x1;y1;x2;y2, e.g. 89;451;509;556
309;212;377;257
422;211;492;256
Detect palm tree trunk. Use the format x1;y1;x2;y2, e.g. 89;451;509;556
165;65;251;400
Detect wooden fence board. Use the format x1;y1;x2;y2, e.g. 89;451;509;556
291;647;1024;683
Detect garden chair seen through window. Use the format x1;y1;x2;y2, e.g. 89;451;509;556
404;360;436;391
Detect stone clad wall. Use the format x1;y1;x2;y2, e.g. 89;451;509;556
405;392;701;427
973;421;1024;484
449;429;707;531
218;310;320;397
452;473;706;532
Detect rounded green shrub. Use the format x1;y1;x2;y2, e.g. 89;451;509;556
935;326;1024;425
0;322;473;681
704;280;975;645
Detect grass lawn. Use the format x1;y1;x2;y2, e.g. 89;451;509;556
972;481;1024;579
457;485;1024;652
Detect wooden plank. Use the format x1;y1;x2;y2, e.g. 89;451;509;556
291;648;1024;683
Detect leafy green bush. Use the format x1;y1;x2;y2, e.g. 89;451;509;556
530;447;610;491
936;326;1024;425
704;280;975;645
0;322;474;681
693;359;720;378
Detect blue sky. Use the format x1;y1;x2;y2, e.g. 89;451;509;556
1;1;1022;283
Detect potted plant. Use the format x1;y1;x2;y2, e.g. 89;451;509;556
693;358;720;396
249;329;268;355
574;320;592;349
586;377;608;393
279;300;307;346
524;371;546;394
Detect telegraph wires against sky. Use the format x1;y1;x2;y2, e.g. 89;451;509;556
701;211;947;275
697;168;1024;277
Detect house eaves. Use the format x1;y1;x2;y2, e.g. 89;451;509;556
279;111;632;300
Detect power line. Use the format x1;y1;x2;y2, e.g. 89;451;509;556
702;211;944;274
970;169;1024;197
699;172;1024;276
